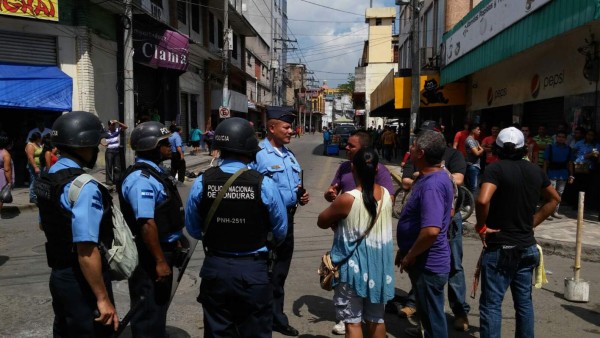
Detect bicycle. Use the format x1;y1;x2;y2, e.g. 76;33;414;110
392;185;475;221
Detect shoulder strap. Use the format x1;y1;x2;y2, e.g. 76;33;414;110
67;174;97;205
203;167;249;234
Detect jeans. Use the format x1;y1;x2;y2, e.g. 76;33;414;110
550;179;566;213
404;214;469;317
479;244;540;338
383;144;393;162
408;269;449;338
465;165;480;194
105;148;120;184
27;164;38;203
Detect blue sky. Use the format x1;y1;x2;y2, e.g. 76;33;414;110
287;0;398;88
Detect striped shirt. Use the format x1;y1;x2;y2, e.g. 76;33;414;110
106;128;120;149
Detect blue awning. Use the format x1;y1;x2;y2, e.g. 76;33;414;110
0;63;72;111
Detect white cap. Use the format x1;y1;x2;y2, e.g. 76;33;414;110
496;127;525;148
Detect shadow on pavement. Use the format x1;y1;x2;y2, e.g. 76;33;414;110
292;295;336;323
561;304;600;327
312;144;345;158
1;206;20;219
0;256;8;266
118;325;191;337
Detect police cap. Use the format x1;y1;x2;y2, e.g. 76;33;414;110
266;106;297;124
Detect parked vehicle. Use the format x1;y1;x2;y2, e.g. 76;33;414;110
332;124;357;149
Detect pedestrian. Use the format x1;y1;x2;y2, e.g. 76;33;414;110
322;126;332;155
381;126;396;162
399;121;470;333
464;123;484;194
481;125;500;166
39;134;58;173
186;117;288;337
104;119;128;185
204;126;214;153
452;121;470;158
25;132;42;203
396;129;454;338
26;117;52;143
552;123;573;145
571;129;600;216
318;148;395;338
475;126;559;338
521;125;539;163
251;106;310;336
169;124;186;184
295;125;301;138
34;111;119;336
543;130;574;219
189;123;202;155
533;124;553;168
324;129;395;335
119;121;185;337
0;131;14;213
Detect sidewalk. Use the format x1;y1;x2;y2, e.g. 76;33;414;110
384;164;600;262
2;151;213;215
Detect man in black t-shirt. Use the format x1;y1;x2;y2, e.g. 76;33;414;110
398;121;471;332
475;127;559;338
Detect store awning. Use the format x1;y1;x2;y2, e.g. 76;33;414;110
0;63;72;111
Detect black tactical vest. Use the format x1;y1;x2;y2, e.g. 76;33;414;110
199;167;269;253
35;168;114;269
118;162;184;238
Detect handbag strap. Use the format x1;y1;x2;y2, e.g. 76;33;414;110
202;168;248;235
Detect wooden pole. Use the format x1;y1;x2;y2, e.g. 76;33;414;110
574;191;585;281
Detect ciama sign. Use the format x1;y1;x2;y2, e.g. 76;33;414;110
133;28;189;71
0;0;58;21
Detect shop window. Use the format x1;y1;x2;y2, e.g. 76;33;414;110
177;1;186;24
209;13;215;44
232;33;238;59
218;20;223;48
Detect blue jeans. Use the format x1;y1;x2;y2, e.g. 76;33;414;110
479;244;540;338
405;214;470;317
408;269;449;338
27;164;38;203
465;165;480;194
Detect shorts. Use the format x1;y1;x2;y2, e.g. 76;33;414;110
191;140;200;147
333;283;385;324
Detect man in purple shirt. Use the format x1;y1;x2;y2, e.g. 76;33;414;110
324;129;394;335
397;130;453;338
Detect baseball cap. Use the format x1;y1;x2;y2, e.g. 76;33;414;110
496;127;525;148
415;120;441;133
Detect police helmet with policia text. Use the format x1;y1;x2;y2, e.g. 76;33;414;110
130;121;172;151
51;111;108;148
214;117;260;156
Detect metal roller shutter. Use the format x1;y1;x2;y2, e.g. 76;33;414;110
0;32;57;65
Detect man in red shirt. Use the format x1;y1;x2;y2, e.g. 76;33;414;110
521;125;539;163
453;122;470;158
481;125;500;165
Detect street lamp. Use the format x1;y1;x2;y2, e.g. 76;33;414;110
397;0;422;135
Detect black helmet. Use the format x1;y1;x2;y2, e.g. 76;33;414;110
51;111;107;148
214;118;259;156
130;121;171;151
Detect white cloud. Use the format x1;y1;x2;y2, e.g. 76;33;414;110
287;0;397;87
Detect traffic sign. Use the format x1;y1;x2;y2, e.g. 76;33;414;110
219;106;230;118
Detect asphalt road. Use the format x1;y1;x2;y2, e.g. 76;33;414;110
1;133;599;337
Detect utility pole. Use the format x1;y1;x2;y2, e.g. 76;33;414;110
409;0;420;135
123;0;135;166
222;0;230;118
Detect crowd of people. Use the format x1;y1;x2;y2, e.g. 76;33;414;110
4;109;600;338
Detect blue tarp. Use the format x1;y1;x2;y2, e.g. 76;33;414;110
0;63;72;111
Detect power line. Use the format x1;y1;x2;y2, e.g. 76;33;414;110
299;0;364;16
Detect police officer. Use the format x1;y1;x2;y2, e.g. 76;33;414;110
250;107;310;336
35;111;119;336
119;121;185;337
186;117;287;337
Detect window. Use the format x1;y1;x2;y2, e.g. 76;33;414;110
247;52;252;66
209;13;215;44
191;0;200;33
217;20;223;48
177;1;186;24
375;18;382;26
232;33;238;59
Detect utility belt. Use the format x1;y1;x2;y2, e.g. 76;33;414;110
206;251;269;260
46;242;108;270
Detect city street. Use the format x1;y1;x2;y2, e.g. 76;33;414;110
1;133;600;337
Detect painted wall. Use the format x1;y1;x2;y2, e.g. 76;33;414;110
366;7;396;64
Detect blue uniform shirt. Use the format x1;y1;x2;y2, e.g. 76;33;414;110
185;160;288;254
250;138;302;208
121;158;182;243
48;157;104;244
169;132;184;153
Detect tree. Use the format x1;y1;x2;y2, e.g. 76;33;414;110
337;74;355;94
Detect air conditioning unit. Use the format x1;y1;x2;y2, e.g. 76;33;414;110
420;47;433;68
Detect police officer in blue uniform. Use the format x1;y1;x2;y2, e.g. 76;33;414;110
119;121;185;337
35;111;119;336
251;107;310;336
186;117;287;338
